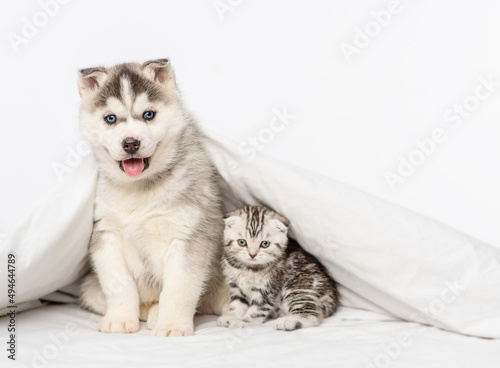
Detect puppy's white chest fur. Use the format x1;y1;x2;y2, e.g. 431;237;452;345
94;178;200;299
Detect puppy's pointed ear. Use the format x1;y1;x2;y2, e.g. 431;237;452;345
142;58;175;88
269;212;289;234
78;67;107;97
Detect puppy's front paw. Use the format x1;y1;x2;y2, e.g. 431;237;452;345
99;315;140;334
150;322;194;337
146;304;159;330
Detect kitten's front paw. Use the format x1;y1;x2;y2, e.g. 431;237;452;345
217;315;259;328
217;315;240;328
275;316;306;331
275;315;321;330
150;322;194;337
99;315;140;334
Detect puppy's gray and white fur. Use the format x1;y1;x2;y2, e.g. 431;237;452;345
218;206;339;331
78;59;228;337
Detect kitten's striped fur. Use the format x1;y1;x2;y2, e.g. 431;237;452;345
218;205;339;330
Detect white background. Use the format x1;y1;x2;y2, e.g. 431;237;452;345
1;0;499;246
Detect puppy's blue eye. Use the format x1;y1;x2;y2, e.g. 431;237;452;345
104;115;116;125
260;241;270;248
237;239;247;247
143;111;156;121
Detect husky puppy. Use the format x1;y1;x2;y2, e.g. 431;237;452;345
78;59;228;337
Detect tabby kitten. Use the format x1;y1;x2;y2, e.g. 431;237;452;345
217;205;339;331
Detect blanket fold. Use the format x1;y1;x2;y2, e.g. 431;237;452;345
2;132;499;338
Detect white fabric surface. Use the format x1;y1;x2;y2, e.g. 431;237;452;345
1;156;96;307
1;132;500;342
1;303;499;368
205;135;500;339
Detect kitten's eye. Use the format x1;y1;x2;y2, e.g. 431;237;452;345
143;110;156;121
104;114;117;125
260;240;270;248
237;239;247;247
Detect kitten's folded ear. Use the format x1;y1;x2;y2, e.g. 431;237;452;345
223;209;242;219
270;212;290;233
223;209;241;228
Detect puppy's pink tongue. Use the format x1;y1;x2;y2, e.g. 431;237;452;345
122;159;144;177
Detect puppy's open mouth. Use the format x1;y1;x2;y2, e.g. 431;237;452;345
119;158;150;177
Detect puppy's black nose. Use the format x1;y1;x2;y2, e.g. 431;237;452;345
122;137;141;154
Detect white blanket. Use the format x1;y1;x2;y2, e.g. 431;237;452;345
1;132;500;340
2;303;500;368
